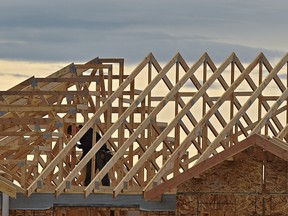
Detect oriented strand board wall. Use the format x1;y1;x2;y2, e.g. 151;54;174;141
8;209;53;216
140;211;175;216
263;153;288;214
178;147;263;193
265;153;288;193
4;207;175;216
176;147;288;215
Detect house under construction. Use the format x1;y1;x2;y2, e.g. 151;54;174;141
1;52;288;215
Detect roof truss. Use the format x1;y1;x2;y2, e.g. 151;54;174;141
0;52;287;199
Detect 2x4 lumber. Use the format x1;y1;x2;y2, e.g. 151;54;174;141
197;52;288;164
0;105;77;112
261;96;283;100
0;117;54;125
22;76;100;85
0;179;17;198
233;91;254;96
0;175;25;194
118;60;125;182
177;92;196;97
74;63;112;70
0;137;19;151
99;58;124;63
271;137;288;150
0;144;46;151
0;160;36;165
277;124;288;139
0;90;89;96
128;81;135;181
250;88;288;135
27;53;153;196
257;135;288;161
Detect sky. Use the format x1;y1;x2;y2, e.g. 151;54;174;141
0;0;287;89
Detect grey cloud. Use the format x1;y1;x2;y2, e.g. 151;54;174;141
0;0;286;65
0;27;284;65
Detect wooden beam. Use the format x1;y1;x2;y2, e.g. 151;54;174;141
0;117;54;125
0;105;77;112
26;76;100;83
0;90;89;96
278;124;288;139
251;88;288;135
0;179;17;199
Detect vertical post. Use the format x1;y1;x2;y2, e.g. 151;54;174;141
174;61;180;175
202;61;208;149
2;193;9;216
258;61;263;132
230;61;235;146
128;79;135;187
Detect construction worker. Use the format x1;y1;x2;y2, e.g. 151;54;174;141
67;125;111;186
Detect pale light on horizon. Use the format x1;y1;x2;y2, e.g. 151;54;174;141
0;59;69;90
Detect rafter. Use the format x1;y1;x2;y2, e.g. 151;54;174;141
0;52;287;200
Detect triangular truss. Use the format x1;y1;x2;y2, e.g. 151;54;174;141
0;52;288;199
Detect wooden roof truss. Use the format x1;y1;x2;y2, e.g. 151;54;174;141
0;52;288;199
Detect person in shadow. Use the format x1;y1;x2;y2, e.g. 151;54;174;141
67;125;112;186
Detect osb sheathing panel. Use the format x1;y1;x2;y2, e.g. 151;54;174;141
177;194;233;215
53;207;135;216
269;196;288;214
178;146;263;194
265;153;288;193
140;211;175;216
9;209;53;216
6;209;175;216
176;194;276;215
176;146;288;215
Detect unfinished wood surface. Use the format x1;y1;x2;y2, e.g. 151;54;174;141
178;146;263;193
176;145;288;215
0;52;287;201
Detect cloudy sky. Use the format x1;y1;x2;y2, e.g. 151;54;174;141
0;0;287;89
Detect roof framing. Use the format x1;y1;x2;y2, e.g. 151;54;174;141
0;52;288;201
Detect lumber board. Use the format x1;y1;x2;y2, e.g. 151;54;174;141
0;52;287;202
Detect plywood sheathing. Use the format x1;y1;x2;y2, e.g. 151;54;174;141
265;153;288;193
178;146;263;194
176;145;288;215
